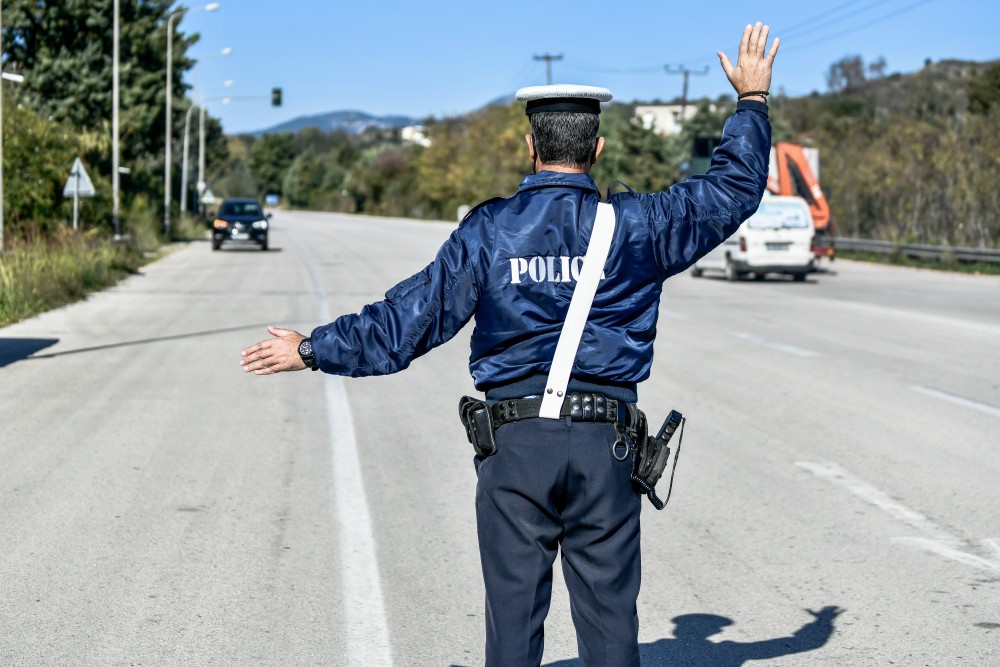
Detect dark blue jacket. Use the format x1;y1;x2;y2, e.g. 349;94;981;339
311;100;770;400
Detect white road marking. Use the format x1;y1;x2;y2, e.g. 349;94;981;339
292;230;394;666
985;539;1000;560
732;331;819;358
894;538;1000;573
795;462;950;539
847;302;1000;337
796;461;1000;573
324;376;394;664
910;385;1000;419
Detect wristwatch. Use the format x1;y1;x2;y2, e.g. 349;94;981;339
298;338;319;371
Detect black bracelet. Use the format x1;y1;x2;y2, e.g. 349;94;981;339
738;90;770;100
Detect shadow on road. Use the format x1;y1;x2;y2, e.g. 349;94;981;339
701;274;821;285
3;322;313;362
0;338;60;367
541;606;843;667
214;246;284;253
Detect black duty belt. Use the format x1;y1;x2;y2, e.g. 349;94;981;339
490;392;639;429
459;392;685;511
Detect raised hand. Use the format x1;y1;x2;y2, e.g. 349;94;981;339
717;22;780;99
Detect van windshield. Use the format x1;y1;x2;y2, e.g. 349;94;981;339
747;202;811;229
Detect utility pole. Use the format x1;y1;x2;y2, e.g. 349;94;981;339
533;53;563;85
664;65;709;126
165;9;184;239
112;0;121;239
198;105;206;216
181;104;197;219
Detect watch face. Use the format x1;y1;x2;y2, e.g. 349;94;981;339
299;339;313;357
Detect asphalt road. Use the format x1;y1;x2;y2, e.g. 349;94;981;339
1;210;998;666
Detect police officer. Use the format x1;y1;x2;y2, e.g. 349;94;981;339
241;22;778;667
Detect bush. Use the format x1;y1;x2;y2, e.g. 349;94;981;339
0;227;146;327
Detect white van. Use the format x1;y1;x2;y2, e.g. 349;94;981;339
692;196;815;281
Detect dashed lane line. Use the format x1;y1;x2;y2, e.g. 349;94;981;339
911;385;1000;419
796;461;1000;573
732;331;820;358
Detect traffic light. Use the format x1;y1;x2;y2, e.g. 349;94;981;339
271;87;282;107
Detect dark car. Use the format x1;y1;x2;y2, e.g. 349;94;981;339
212;198;270;251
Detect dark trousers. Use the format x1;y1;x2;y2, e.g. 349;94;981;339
475;417;642;667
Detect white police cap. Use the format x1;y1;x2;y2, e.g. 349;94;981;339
515;84;613;116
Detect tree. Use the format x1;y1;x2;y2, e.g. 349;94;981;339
249;133;295;196
592;103;686;192
968;62;1000;115
2;0;225;232
3;0;199;166
1;89;105;236
415;104;526;219
867;56;888;80
283;149;327;208
826;55;866;93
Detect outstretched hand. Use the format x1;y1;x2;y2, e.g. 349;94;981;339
718;22;780;99
240;326;307;375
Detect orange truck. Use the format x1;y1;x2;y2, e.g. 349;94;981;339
767;142;834;259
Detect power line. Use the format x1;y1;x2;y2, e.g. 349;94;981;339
505;59;541;90
565;60;663;75
516;0;939;99
674;0;934;66
777;0;888;38
782;0;938;52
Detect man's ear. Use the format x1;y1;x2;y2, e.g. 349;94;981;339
525;134;536;162
592;136;606;165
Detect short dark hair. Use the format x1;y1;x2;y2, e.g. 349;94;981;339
529;112;600;169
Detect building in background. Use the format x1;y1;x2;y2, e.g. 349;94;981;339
633;104;716;136
401;125;431;147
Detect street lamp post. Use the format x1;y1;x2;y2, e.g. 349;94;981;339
164;2;219;238
112;0;120;238
181;102;198;219
198;105;206;214
181;78;231;220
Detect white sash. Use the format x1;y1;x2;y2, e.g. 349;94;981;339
539;202;616;419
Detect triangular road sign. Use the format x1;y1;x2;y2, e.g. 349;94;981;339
63;157;96;198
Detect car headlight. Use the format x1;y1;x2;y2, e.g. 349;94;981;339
213;219;229;229
252;220;268;230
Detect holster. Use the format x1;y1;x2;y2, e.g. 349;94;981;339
458;396;498;458
630;410;684;510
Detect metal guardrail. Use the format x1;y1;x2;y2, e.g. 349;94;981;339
834;238;1000;264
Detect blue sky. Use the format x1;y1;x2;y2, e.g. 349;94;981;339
180;0;1000;134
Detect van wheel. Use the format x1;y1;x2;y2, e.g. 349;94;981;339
725;258;739;282
691;266;703;278
793;273;806;282
753;272;765;281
